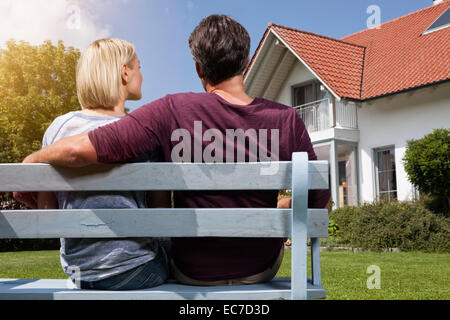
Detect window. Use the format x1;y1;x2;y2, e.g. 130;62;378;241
374;147;397;202
424;7;450;34
292;81;327;107
293;81;330;132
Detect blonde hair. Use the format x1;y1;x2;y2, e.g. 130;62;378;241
76;38;136;110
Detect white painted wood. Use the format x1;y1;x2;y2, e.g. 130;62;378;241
310;238;322;286
0;208;328;239
261;48;289;98
244;30;273;89
0;278;326;300
246;36;276;95
330;140;339;210
0;152;330;300
290;152;309;300
0;161;328;191
329;97;336;128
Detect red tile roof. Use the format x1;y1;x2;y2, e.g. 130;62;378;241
343;1;450;99
246;1;450;101
270;24;365;100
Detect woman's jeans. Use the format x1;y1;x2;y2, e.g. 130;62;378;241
78;247;169;290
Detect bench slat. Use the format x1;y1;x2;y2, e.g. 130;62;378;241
0;208;328;239
0;278;326;300
0;161;328;191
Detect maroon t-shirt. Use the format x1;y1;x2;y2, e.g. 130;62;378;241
88;92;330;281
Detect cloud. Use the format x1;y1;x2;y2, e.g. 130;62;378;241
0;0;123;49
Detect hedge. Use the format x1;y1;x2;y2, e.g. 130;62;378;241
329;199;450;252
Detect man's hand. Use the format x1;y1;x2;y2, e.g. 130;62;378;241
277;196;292;209
12;134;97;209
20;133;98;168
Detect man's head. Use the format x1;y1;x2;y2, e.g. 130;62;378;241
189;14;250;88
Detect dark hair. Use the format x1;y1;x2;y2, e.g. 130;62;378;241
189;14;250;85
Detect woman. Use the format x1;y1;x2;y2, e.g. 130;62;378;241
37;38;171;290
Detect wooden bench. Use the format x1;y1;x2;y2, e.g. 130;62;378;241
0;152;329;300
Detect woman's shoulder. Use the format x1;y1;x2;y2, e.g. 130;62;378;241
43;111;124;147
42;111;79;147
48;111;79;128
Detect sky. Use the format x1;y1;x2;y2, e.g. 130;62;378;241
0;0;435;111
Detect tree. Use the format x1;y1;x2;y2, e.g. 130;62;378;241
0;40;81;163
403;129;450;213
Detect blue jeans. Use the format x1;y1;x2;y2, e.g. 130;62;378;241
78;247;169;290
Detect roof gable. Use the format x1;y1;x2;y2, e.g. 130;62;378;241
270;24;365;100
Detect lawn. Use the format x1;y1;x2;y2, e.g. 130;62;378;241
0;249;449;300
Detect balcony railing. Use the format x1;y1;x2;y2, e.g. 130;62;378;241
335;100;358;130
294;99;358;133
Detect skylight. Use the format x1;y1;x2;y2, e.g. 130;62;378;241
424;7;450;34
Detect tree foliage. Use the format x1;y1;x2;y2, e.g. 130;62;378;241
0;40;81;163
403;128;450;211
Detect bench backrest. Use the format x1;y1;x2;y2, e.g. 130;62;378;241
0;152;329;300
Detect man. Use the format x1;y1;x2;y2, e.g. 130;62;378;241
17;15;330;285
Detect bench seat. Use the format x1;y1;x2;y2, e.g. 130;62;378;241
0;278;326;300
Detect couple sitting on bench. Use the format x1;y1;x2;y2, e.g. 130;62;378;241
14;14;330;291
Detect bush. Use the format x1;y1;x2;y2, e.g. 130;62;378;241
329;200;450;252
328;218;340;237
403;128;450;214
420;194;449;217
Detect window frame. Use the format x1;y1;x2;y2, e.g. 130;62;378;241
423;7;450;35
373;145;398;202
291;80;322;107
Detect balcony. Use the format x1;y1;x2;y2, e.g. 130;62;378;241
294;99;358;133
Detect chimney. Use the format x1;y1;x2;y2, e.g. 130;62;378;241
433;0;444;5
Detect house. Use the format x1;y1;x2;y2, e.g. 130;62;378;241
244;0;450;209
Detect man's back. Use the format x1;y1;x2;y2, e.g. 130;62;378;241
88;91;329;281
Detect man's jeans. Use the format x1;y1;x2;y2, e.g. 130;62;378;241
78;247;169;290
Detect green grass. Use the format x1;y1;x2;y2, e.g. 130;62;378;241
276;249;450;300
0;250;66;279
0;250;449;300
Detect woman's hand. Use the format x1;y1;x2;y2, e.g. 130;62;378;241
12;156;39;209
13;191;38;209
277;196;292;209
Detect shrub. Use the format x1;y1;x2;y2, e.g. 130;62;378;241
403;128;450;214
328;218;340;237
330;200;450;252
420;194;449;217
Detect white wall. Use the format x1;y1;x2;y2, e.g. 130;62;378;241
358;82;450;203
274;59;449;206
275;60;316;106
